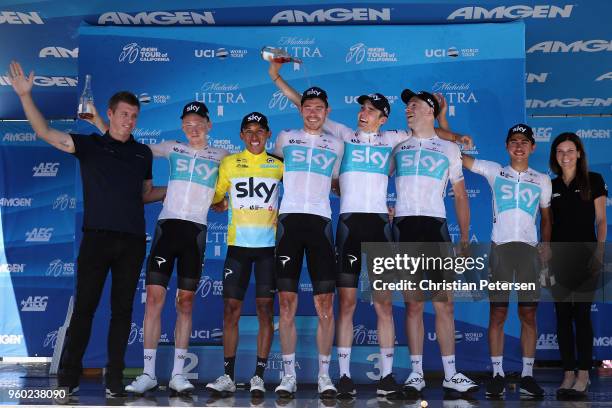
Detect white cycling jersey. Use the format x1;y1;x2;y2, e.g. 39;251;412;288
150;140;228;225
471;159;551;245
273;129;344;218
324;119;410;214
392;134;463;218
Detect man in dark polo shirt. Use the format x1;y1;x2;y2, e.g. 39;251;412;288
8;61;165;397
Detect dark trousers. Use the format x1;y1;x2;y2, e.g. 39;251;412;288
554;301;593;371
59;231;146;384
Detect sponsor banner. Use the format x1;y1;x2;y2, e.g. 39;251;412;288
1;1;612;117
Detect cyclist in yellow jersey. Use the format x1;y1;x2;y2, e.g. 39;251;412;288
205;112;283;397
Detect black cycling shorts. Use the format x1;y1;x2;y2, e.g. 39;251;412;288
223;245;276;301
393;216;453;300
275;213;336;295
489;242;540;307
336;213;392;288
146;219;206;292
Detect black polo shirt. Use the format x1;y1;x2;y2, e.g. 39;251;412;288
551;171;607;242
70;132;153;235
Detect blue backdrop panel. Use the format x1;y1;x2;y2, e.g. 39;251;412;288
1;1;610;119
74;22;526;377
0;120;76;357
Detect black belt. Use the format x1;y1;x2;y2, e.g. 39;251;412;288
82;228;145;238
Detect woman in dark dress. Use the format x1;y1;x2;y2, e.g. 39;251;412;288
549;132;607;399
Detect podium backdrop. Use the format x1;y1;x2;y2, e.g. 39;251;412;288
1;20;611;383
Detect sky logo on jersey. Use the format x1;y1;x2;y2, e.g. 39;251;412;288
235;177;277;203
340;144;391;175
169;154;219;188
494;179;541;216
284;146;337;177
396;150;448;180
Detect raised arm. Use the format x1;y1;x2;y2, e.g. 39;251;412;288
452;180;470;245
83;102;109;134
269;62;301;107
8;61;75;153
435;128;474;150
434;92;449;131
461;153;476;171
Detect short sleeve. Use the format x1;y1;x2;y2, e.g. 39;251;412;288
591;172;608;199
323;118;354;141
148;141;176;158
448;143;464;185
273;131;288;158
539;174;552;208
70;133;97;159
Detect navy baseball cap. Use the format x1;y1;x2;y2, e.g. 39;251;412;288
401;89;440;117
506;123;535;144
357;93;390;117
301;86;328;107
180;101;209;119
241;112;269;131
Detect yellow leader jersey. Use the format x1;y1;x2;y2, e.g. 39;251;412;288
213;149;283;247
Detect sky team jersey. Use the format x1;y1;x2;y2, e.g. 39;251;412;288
392;134;463;218
471;159;552;245
324;119;409;214
150;140;228;225
274;129;344;219
213;150;283;248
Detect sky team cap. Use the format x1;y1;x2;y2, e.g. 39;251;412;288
241;111;269;131
301;86;328;106
180;101;209;119
401;89;440;117
357;93;390;117
506;123;535;144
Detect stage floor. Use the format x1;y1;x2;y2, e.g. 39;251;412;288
1;363;612;407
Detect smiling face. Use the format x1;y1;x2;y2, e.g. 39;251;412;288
506;133;536;165
240;123;270;154
405;96;433;129
181;113;211;148
300;98;329;134
357;100;387;133
107;101;139;140
555;140;580;172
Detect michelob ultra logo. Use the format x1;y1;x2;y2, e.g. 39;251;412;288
169;154;219;188
283;146;336;177
493;178;541;216
396;150;449;180
340;144;391;175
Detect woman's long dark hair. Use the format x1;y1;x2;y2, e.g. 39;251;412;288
549;132;591;200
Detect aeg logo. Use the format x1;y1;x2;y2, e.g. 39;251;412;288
32;162;59;177
25;227;53;242
20;296;48;312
